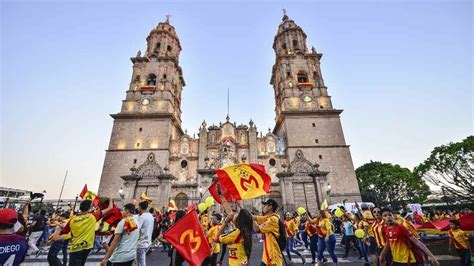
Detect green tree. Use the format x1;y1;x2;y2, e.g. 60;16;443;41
30;202;54;213
356;161;430;210
414;136;473;203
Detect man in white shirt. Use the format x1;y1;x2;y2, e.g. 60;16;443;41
100;203;139;266
136;201;154;266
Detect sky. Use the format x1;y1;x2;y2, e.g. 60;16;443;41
1;0;472;200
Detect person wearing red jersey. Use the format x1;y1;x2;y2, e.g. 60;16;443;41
380;208;439;266
448;219;472;266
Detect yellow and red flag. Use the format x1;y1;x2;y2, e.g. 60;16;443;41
163;211;211;266
140;192;153;205
168;199;178;211
79;184;99;206
213;163;271;201
123;216;138;233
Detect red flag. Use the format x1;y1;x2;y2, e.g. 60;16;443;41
92;196;100;206
163;211;211;266
80;185;88;198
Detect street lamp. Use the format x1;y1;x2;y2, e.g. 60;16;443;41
326;184;332;204
198;186;203;199
118;187;124;206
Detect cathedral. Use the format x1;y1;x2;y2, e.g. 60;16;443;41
98;14;361;213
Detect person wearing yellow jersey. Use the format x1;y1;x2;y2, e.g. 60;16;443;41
215;209;253;266
253;199;283;266
304;213;319;264
354;214;370;265
380;208;439;266
283;212;305;264
448;219;472;266
203;213;222;266
315;210;338;264
402;215;420;239
201;210;210;233
56;199;113;266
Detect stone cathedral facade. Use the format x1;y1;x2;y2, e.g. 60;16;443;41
98;15;361;213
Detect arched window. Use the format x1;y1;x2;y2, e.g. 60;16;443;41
292;39;298;48
282;43;287;50
175;193;188;209
147;74;157;86
154;42;161;53
297;72;308;83
167;45;172;52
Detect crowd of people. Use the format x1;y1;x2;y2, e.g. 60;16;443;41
0;198;472;266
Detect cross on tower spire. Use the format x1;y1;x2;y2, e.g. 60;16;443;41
282;8;289;21
165;14;172;23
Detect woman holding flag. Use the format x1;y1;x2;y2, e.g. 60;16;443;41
214;209;253;266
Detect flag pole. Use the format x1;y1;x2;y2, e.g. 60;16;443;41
72;195;79;213
56;170;68;210
227;88;230;117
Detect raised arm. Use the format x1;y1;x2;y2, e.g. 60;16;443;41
409;236;439;266
99;199;114;216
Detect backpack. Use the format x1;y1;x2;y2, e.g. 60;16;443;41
271;215;287;252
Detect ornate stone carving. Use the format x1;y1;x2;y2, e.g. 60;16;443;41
131;152;163;179
211;138;238;169
289;149;314;174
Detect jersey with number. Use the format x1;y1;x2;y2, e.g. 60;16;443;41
0;234;27;266
217;228;247;266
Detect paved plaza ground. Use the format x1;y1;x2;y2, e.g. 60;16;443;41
23;234;463;265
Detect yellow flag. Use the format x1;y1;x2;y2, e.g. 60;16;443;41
320;199;328;210
140;192;153;205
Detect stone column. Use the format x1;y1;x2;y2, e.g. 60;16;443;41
156;169;175;209
248;121;257;163
198;123;208;169
276;167;294;211
309;163;329;210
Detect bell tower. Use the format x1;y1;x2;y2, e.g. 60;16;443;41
98;17;185;198
271;12;332;119
271;13;361;204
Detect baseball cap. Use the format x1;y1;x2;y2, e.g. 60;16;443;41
0;208;19;225
262;199;279;212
